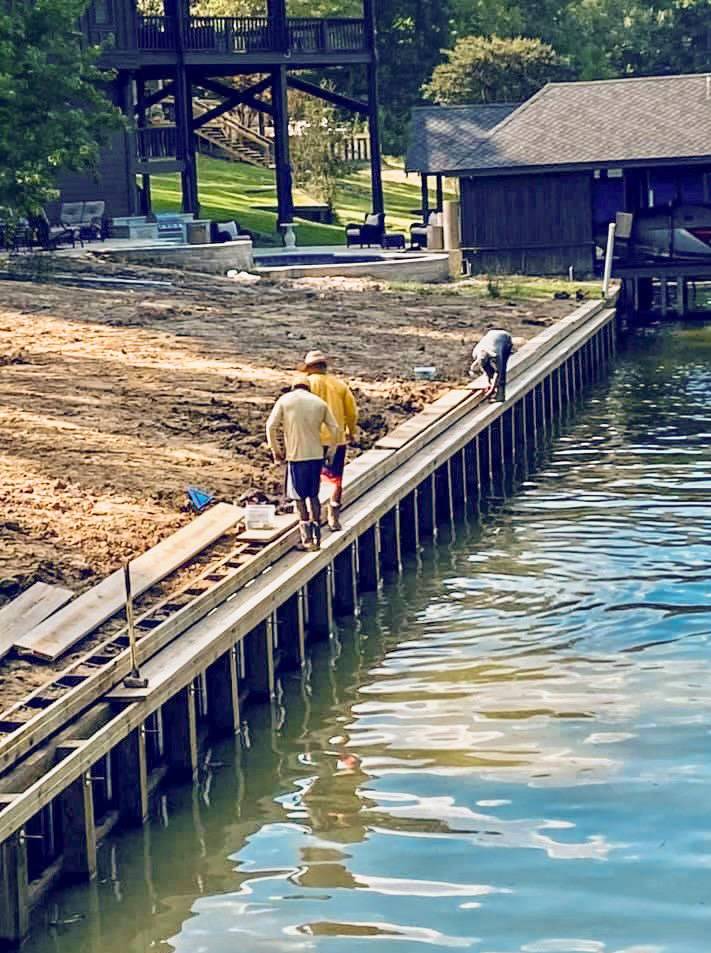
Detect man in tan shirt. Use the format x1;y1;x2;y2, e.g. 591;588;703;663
266;379;338;550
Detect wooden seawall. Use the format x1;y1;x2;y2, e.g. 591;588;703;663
0;298;618;946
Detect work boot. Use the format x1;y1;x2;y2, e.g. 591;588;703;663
328;502;342;531
310;521;321;550
298;521;313;551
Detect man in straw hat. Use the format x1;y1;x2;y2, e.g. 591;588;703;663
266;377;338;551
302;349;358;531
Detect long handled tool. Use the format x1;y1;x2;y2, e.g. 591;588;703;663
123;561;148;689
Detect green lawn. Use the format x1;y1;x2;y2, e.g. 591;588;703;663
150;155;449;246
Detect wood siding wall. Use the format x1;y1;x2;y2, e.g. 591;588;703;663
461;172;595;276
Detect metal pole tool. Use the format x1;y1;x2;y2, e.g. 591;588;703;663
123;561;148;689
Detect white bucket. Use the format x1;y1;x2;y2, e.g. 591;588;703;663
244;503;276;530
414;366;437;380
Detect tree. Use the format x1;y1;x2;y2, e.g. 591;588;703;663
0;0;121;219
289;88;356;208
422;34;569;105
375;0;453;153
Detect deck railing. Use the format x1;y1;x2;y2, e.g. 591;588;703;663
136;125;178;162
135;15;366;53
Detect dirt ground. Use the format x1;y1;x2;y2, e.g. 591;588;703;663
0;266;573;602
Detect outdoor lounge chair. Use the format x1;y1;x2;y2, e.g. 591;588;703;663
410;211;439;249
29;211;77;250
210;220;254;243
345;212;385;247
79;201;105;241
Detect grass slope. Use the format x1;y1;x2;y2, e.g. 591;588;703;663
150;155;446;246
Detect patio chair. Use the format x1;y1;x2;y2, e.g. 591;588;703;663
410;211;439;249
60;202;85;230
345;212;385;248
210;220;254;243
28;211;77;250
79;201;105;241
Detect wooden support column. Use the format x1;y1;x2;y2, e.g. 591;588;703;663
333;545;357;616
399;491;419;555
514;399;526;461
434;461;454;527
363;0;384;215
502;409;515;464
358;525;380;591
206;647;241;736
174;65;198;214
244;619;275;700
162;686;198;780
420;174;430;220
307;569;333;641
272;65;293;228
114;727;149;826
60;772;97;879
0;831;29;945
276;592;306;670
380;508;401;575
490;419;504;491
417;474;436;539
435;174;444;212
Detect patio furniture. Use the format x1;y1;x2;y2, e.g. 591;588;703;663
410;220;429;249
28;211;78;250
382;232;405;250
155;212;187;242
345;212;385;247
79;201;105;241
210;220;254;243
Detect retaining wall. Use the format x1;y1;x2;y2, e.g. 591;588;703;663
0;297;618;947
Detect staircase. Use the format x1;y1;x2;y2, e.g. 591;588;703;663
192;99;273;168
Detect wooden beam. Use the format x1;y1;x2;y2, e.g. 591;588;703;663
286;75;368;115
60;773;97;879
192;76;274;129
198;76;273;115
135;82;175;114
206;647;240;737
0;583;72;663
16;503;242;661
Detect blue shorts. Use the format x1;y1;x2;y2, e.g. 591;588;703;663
286;459;322;501
322;444;346;487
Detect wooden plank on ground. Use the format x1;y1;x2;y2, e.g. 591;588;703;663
237;514;297;544
0;583;73;662
15;503;243;662
375;390;472;450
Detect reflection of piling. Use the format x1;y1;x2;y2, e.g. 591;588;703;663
0;305;619;948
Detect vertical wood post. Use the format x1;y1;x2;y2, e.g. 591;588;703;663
477;429;491;498
162;686;198;780
307;569;333;641
464;440;479;508
114;727;149;826
244;619;275;701
60;772;97;879
206;647;241;736
399;491;419;555
489;420;504;493
333;545;357;616
514;399;526;462
363;0;384;215
272;65;293;228
358;525;380;591
0;832;29;945
502;409;514;464
434;461;453;527
276;592;306;671
417;475;436;539
380;508;401;574
450;449;467;513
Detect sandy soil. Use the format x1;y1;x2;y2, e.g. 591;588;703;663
0;268;572;603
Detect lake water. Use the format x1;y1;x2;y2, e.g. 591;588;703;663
26;320;711;953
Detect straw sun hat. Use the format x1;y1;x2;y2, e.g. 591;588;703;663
300;349;329;369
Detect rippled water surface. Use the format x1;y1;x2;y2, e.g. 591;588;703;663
28;321;711;953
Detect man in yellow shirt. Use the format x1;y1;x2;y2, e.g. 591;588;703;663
302;349;358;531
266;378;338;550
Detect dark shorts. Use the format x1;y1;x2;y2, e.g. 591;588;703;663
286;459;322;500
322;444;346;486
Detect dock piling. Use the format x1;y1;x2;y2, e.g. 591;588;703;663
60;772;97;879
243;620;275;701
380;508;402;574
307;570;333;641
0;832;29;946
162;686;199;780
206;647;241;735
114;728;149;826
333;545;357;616
358;525;380;591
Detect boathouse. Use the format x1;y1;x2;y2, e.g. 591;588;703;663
406;73;711;275
60;0;383;226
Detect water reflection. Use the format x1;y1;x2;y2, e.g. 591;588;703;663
25;321;711;953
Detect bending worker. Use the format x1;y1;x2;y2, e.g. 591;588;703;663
266;378;338;551
302;349;358;532
470;328;514;401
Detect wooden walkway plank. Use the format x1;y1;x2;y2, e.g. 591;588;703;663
15;503;243;662
237;514;297;544
0;584;73;662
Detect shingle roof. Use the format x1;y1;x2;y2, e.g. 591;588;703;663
405;104;518;173
407;74;711;176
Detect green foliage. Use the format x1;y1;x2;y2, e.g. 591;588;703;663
0;0;121;219
423;34;569;105
288;89;357;209
375;0;453;154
